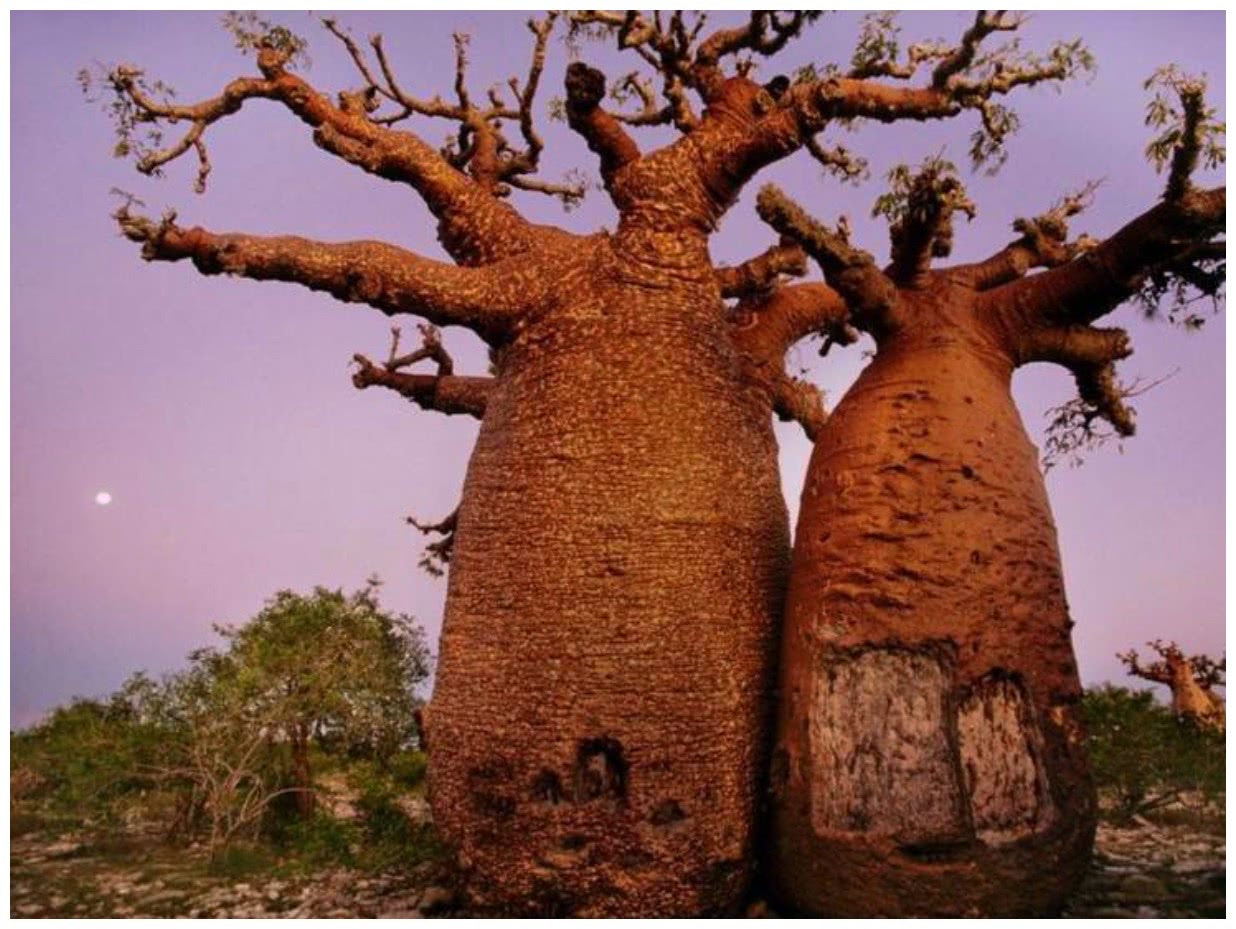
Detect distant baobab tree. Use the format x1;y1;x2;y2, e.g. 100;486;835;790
1121;640;1226;731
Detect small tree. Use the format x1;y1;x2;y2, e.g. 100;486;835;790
213;579;431;817
1083;685;1224;822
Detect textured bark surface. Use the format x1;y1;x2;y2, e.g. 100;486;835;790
766;279;1095;917
426;231;789;916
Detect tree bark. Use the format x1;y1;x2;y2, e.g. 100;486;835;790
423;231;789;916
766;285;1095;916
290;728;315;818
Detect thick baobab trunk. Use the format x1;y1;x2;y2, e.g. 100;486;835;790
767;320;1095;917
424;232;790;916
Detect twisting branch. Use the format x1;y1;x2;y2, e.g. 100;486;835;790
407;507;459;577
351;325;491;419
715;242;807;299
87;30;545;266
931;11;1024;89
756;185;899;335
321;14;584;207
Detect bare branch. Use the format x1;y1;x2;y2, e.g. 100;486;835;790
958;181;1101;290
715;242;807;299
99;54;544;265
756;185;899;334
407;507;459;577
115;207;537;341
351;326;491;418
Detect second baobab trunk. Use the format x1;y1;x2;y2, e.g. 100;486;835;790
755;78;1223;914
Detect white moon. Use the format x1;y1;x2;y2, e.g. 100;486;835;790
95;491;112;506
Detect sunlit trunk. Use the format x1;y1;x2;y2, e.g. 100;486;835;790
426;234;789;916
767;326;1095;916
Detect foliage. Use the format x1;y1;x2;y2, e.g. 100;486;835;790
1083;685;1225;822
215;578;431;765
220;12;310;70
11;581;430;860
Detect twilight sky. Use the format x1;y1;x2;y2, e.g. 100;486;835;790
11;12;1226;728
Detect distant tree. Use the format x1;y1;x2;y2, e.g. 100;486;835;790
211;579;431;816
1119;640;1226;731
1083;685;1224;822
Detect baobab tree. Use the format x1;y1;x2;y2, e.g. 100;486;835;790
752;67;1224;915
1120;640;1226;731
93;10;1113;916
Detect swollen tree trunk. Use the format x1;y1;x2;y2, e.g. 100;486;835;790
766;295;1095;917
425;230;790;916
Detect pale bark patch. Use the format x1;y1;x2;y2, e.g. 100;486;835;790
808;649;966;842
958;676;1055;844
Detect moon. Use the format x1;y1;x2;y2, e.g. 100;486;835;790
95;491;112;506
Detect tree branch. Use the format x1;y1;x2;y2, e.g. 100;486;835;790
115;208;535;342
350;325;491;418
103;41;545;266
987;185;1224;328
957;181;1100;290
755;185;899;334
407;507;459;577
715;242;807;299
564;62;642;190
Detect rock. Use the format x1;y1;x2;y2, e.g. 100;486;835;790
44;840;83;859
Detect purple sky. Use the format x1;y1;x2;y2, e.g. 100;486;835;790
11;12;1226;728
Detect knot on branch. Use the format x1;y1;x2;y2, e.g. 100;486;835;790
565;62;607;113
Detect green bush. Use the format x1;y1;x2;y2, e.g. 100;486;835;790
280;814;357;868
385;750;428;790
1084;684;1225;822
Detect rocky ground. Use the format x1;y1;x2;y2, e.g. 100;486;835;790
10;817;1225;918
1062;819;1226;919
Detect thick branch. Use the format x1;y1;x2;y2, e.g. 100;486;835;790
773;374;828;441
730;282;851;441
116;209;534;341
564;62;642;188
351;357;490;419
756;185;899;334
109;55;542;265
988;186;1225;328
716;243;807;299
